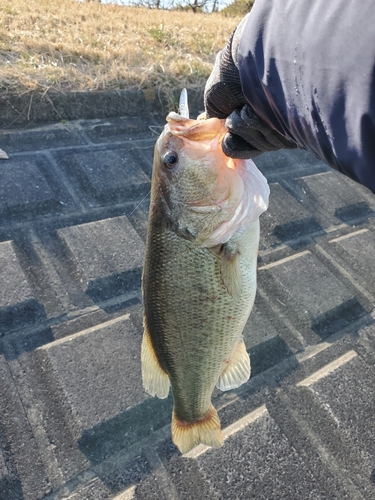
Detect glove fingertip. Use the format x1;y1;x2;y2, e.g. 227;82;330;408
222;134;237;158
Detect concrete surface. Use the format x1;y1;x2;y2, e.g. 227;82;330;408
0;109;375;500
0;89;204;128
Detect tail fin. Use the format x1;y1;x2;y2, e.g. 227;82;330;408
171;405;224;454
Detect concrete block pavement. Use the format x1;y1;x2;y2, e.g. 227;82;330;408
0;112;375;499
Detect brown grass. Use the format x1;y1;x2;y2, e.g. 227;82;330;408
0;0;241;97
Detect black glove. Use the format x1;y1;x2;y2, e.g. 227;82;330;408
223;105;298;159
204;26;297;159
204;32;246;119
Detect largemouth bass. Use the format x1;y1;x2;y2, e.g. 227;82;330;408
141;91;269;454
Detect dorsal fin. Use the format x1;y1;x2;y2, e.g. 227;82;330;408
167;113;225;142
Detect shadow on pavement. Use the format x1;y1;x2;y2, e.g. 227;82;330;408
78;396;173;466
0;300;46;338
311;299;369;338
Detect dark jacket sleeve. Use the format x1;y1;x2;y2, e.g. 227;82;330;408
237;0;375;193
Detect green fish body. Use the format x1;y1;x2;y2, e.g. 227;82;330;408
142;113;269;453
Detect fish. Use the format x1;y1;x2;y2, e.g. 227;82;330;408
141;90;269;454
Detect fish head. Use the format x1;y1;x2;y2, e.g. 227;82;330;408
152;112;249;245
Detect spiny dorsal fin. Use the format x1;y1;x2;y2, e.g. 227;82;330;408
141;326;170;399
216;339;251;391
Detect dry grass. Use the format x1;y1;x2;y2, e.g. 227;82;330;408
0;0;241;97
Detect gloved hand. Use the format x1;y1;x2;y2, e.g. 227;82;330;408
204;25;297;159
223;105;298;159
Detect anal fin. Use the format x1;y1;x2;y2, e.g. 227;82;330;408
172;405;223;454
216;339;251;391
141;326;170;399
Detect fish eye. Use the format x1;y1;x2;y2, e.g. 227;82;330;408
163;151;178;169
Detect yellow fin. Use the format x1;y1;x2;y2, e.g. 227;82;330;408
216;340;251;391
141;327;170;399
220;240;242;299
172;405;223;454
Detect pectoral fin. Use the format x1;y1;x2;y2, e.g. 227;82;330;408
220;240;242;299
141;326;170;399
216;340;251;391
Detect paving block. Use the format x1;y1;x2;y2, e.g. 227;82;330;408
39;314;171;463
297;171;375;226
0;241;45;335
3;106;375;500
358;323;375;357
98;456;150;495
59;148;150;203
0;122;87;153
295;350;375;494
128;141;156;180
58;216;145;301
127;204;150;243
243;304;293;377
0;448;8;479
259;251;364;342
243;304;278;349
134;474;167;500
43;315;144;430
291;148;329;169
298;351;375;456
0;354;50;499
65;478;112;500
81;116;159;143
254;150;301;177
0;445;22;500
162;454;218;500
0;156;64;219
9;346;90;482
324;228;375;297
66;456;149;500
260;183;322;249
176;407;327;500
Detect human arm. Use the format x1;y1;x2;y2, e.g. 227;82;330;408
205;0;375;193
